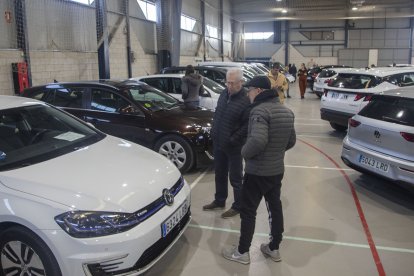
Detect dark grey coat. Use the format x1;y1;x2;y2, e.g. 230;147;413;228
212;87;251;151
242;89;296;176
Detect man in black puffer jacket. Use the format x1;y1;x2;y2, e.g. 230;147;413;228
223;75;296;265
203;68;251;218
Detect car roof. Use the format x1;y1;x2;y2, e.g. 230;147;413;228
163;66;226;72
334;67;414;77
24;79;148;92
134;74;184;79
0;95;43;110
379;86;414;99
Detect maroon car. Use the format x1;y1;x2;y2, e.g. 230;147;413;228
22;80;214;173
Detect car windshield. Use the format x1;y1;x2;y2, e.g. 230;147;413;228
126;85;179;111
203;78;225;94
329;73;382;89
0;104;103;171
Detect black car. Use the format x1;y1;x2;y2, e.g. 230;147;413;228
22;80;214;173
307;65;351;90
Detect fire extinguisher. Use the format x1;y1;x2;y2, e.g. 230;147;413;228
17;62;29;93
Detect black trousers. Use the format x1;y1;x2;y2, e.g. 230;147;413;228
238;173;284;254
214;147;243;211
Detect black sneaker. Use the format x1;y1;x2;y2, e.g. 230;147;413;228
203;201;225;211
221;208;240;218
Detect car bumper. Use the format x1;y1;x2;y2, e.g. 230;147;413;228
191;132;214;166
320;108;353;127
45;183;191;276
342;136;414;186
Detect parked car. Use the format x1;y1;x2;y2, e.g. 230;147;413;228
133;74;222;111
161;66;229;86
312;68;349;98
320;67;414;131
341;87;414;186
0;95;191;275
307;65;351;91
22;80;214;173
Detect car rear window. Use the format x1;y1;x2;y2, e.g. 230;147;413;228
318;69;336;78
359;95;414;127
329;73;382;89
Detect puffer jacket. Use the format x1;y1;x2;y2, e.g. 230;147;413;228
182;73;204;102
212;87;251;151
242;89;296;176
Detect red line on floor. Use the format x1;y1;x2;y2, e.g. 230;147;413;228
298;138;386;276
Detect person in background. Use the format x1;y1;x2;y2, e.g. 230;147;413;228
181;65;204;109
222;75;296;265
297;63;307;99
289;63;297;82
203;68;251;219
267;63;288;103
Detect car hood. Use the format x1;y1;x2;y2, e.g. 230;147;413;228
154;106;214;127
0;136;181;213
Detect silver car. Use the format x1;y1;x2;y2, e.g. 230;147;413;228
341;87;414;186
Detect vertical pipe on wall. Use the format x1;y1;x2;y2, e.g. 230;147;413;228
219;0;224;61
409;17;413;64
15;0;32;87
345;19;349;48
201;0;206;61
96;0;110;79
124;0;132;78
284;20;289;66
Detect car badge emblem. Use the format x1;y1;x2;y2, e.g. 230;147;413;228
374;130;381;139
163;189;174;206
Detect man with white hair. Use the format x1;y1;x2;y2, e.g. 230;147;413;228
203;68;251;218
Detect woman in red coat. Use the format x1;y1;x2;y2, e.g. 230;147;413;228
297;63;307;99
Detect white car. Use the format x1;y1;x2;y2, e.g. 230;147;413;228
0;96;191;275
342;87;414;186
132;74;222;111
320;67;414;131
313;68;349;98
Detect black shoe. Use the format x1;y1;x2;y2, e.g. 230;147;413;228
301;96;304;99
203;201;225;211
287;95;291;98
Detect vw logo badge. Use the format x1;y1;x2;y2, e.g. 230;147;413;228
163;189;174;206
374;130;381;139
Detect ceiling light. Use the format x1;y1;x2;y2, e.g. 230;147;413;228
281;9;287;13
276;0;282;2
352;7;358;10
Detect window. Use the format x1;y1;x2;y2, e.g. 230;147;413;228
68;0;92;5
181;15;196;32
171;79;182;94
46;88;84;108
329;74;382;89
243;32;273;40
91;89;131;113
137;0;156;22
142;78;169;93
206;25;218;38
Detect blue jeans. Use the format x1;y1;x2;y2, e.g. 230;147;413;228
214;147;243;211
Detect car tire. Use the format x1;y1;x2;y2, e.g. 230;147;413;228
329;122;347;132
154;135;195;173
0;226;62;276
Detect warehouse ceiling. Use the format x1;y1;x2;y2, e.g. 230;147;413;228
228;0;414;22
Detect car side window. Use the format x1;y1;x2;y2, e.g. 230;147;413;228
400;73;414;87
91;89;132;113
142;78;169;93
171;78;182;94
44;88;84;108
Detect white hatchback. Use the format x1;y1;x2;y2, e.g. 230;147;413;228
313;68;349;98
0;96;191;275
320;67;414;131
132;74;222;111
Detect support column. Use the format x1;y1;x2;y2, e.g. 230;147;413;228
345;19;349;49
201;0;206;61
284;20;289;66
15;0;32;87
124;0;132;78
96;0;110;79
409;17;413;64
219;0;224;61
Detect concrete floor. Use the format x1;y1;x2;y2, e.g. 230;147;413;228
145;83;414;276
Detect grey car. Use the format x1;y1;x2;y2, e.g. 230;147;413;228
341;87;414;186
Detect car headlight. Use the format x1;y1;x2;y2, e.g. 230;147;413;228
55;211;140;238
200;126;211;133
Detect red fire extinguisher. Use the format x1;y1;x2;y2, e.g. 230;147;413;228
17;62;29;93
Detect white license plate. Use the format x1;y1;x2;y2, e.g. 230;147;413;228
161;199;189;237
331;92;348;100
358;154;389;173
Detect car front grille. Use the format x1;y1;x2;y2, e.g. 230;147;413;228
86;208;191;276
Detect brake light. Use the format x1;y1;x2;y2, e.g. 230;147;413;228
349;118;361;127
354;94;365;101
324;78;331;83
400;132;414;142
364;94;372;102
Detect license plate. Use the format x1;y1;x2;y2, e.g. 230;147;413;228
331;92;348;100
358;154;389;173
161;199;189;237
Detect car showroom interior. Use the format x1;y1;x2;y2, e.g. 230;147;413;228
0;0;413;275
